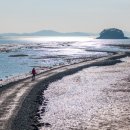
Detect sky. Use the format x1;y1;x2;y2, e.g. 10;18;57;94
0;0;130;33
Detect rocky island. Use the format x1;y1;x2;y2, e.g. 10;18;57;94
97;28;128;39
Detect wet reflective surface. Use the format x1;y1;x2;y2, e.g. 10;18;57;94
39;57;130;130
0;37;130;79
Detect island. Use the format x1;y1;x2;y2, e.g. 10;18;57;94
97;28;128;39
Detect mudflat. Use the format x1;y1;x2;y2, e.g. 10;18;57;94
0;53;129;130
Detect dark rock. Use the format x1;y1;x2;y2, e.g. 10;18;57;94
31;124;39;130
37;123;51;127
44;123;51;127
97;28;128;39
34;114;40;120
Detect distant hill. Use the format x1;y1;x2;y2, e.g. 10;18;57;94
0;30;96;37
97;28;128;39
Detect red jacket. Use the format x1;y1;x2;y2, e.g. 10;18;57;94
32;68;36;75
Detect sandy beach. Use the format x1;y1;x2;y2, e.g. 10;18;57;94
0;53;130;130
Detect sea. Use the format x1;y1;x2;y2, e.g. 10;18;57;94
0;36;130;80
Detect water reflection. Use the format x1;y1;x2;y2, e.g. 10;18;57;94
0;37;130;79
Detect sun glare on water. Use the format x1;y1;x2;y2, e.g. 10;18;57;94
21;36;95;42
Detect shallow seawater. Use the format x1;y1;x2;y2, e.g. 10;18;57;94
0;36;130;80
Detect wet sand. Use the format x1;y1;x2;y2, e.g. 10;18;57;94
38;55;130;130
0;53;129;130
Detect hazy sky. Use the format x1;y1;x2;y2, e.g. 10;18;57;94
0;0;130;33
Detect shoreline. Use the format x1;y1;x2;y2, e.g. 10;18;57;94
0;52;129;130
0;55;109;87
0;52;126;95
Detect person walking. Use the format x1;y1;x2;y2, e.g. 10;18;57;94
32;68;36;80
